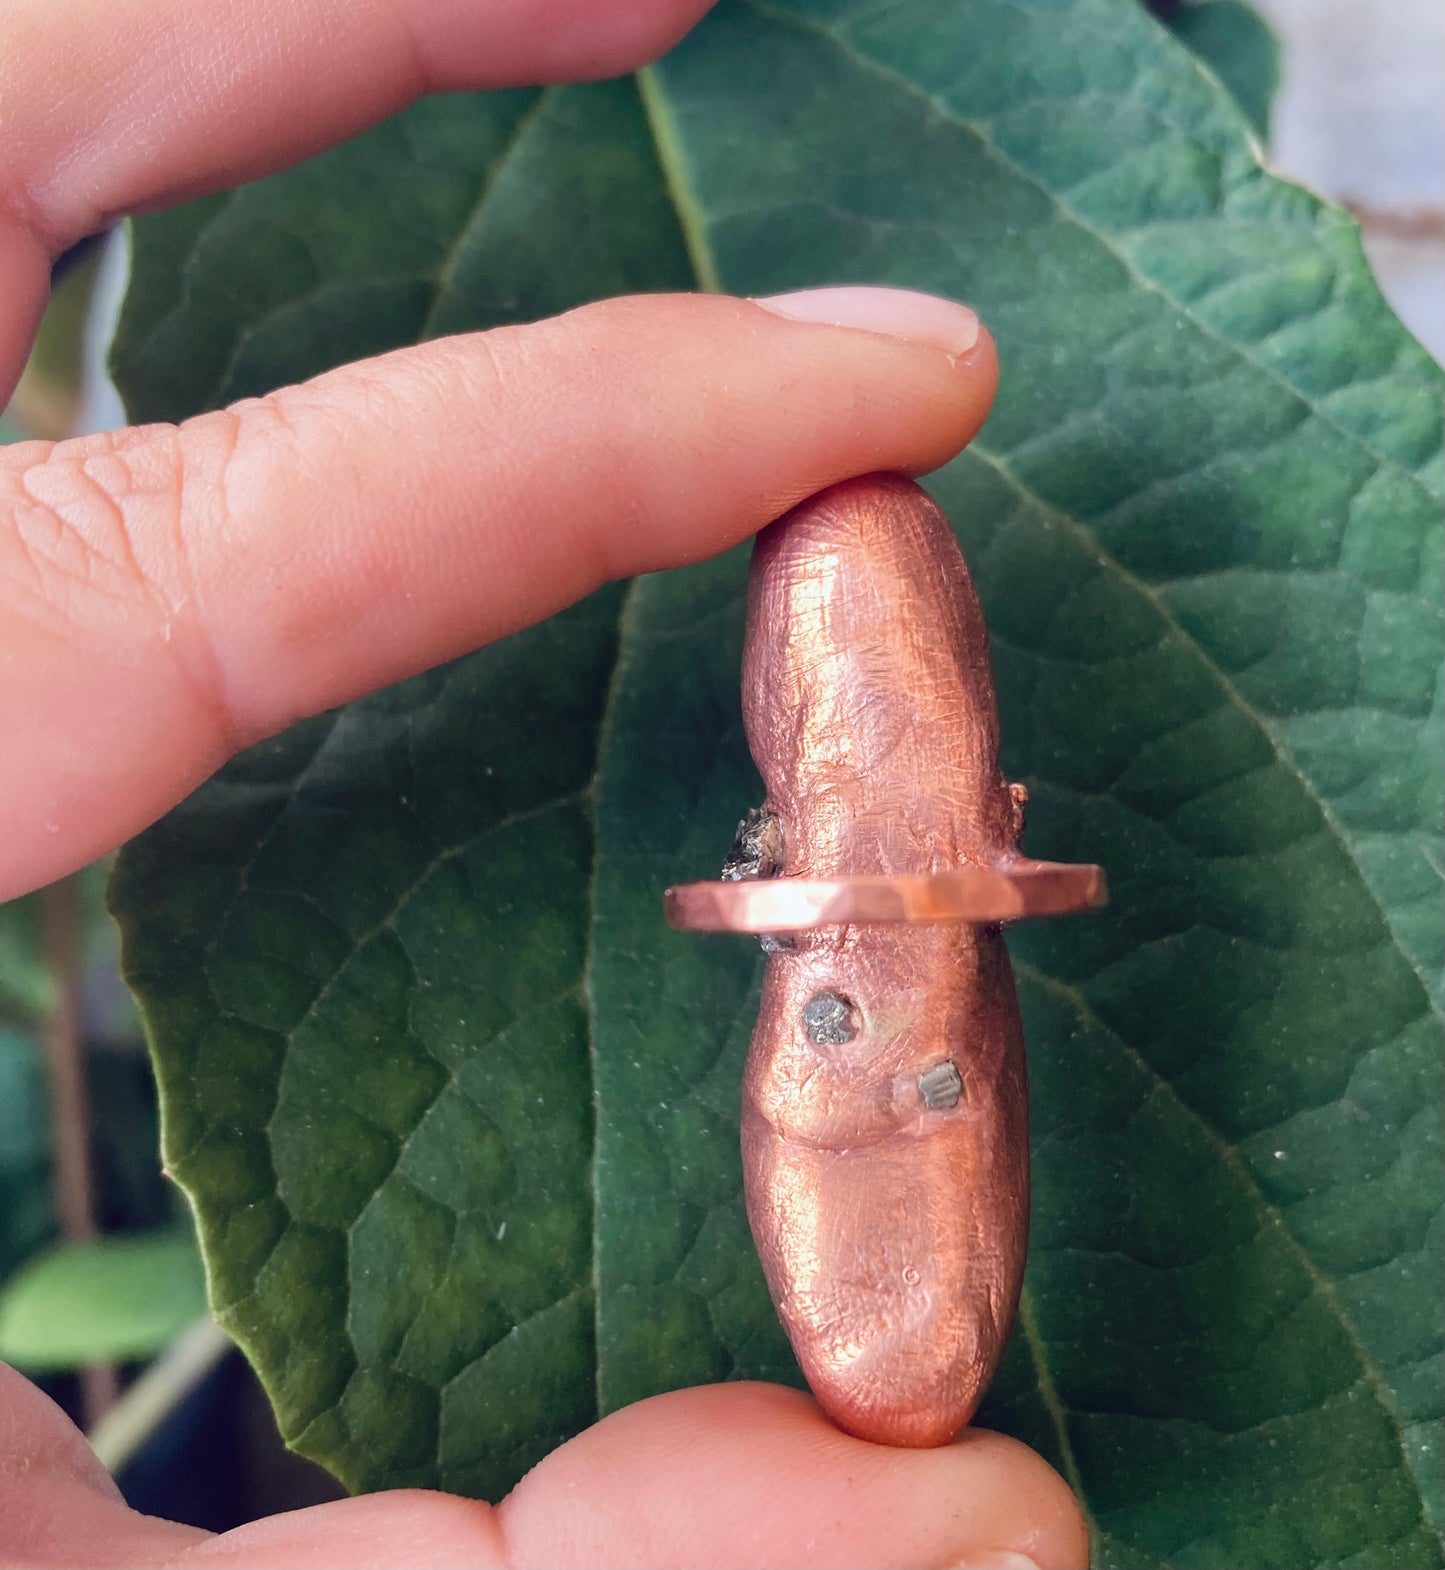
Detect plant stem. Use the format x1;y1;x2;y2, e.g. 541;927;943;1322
38;875;117;1425
88;1318;233;1477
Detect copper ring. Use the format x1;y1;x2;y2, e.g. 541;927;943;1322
667;473;1109;1448
665;860;1106;933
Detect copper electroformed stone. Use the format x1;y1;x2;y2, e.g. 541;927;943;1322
665;473;1106;1448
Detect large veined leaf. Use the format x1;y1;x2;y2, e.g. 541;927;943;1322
108;0;1443;1563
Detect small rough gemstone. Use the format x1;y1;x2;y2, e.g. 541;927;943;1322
801;992;857;1045
918;1061;963;1110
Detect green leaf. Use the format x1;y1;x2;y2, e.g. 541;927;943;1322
0;1028;52;1279
1156;1;1280;140
110;0;1443;1562
0;863;138;1031
0;1230;206;1369
0;897;51;1025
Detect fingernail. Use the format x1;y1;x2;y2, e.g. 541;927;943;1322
948;1551;1042;1570
755;286;981;357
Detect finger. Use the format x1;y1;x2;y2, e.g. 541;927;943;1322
0;223;50;411
0;1364;207;1567
0;288;997;900
1;0;718;399
3;0;716;253
172;1385;1087;1569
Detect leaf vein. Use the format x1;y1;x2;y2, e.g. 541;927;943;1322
968;439;1443;1014
583;576;644;1423
418;88;554;339
741;0;1441;504
1015;956;1439;1542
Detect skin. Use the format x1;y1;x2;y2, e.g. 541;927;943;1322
0;1;1090;1565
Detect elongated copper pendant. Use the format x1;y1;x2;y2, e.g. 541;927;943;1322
666;473;1105;1446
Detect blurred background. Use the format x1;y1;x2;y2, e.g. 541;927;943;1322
1254;0;1442;359
1;0;1440;1531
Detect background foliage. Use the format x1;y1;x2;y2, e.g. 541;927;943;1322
0;861;180;1369
0;1232;205;1370
99;0;1442;1564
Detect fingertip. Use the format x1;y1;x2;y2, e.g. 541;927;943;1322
168;1489;505;1568
756;284;982;358
958;320;1000;414
130;1381;1088;1570
0;1363;210;1566
741;289;998;481
944;1428;1092;1570
499;1381;1088;1569
472;0;721;84
912;318;998;476
0;222;51;405
917;312;998;470
746;284;998;444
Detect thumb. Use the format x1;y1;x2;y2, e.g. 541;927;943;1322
169;1384;1088;1569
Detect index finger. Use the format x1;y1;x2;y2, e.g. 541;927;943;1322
0;0;717;393
0;291;998;900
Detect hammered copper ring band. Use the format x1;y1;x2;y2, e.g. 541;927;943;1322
666;861;1107;933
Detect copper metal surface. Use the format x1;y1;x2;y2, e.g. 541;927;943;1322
666;862;1106;931
664;473;1106;1449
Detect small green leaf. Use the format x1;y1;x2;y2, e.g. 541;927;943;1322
0;898;50;1025
0;1028;52;1279
0;1231;206;1369
110;0;1442;1562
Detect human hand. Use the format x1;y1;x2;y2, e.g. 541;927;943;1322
0;1;1087;1564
